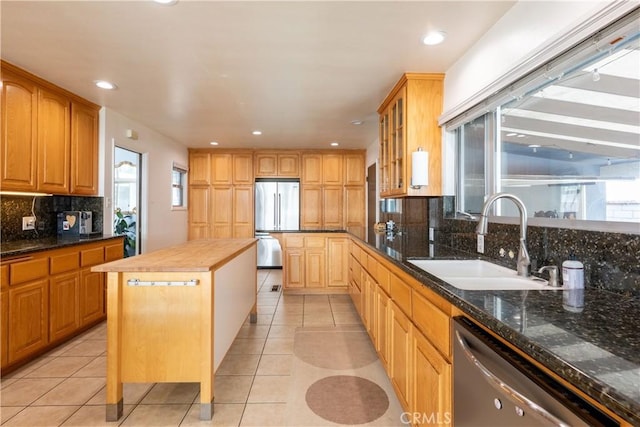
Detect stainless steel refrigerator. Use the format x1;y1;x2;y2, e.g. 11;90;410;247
255;179;300;268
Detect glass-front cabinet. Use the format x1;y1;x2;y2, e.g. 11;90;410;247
378;73;444;197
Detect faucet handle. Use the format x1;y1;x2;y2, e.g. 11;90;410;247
538;265;559;287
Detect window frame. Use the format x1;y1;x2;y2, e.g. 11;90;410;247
171;163;188;210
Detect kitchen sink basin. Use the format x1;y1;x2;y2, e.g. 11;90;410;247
408;259;555;291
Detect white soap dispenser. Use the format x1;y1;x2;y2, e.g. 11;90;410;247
562;253;584;312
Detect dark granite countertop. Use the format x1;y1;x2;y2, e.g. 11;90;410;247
1;235;124;258
257;229;347;233
361;232;640;425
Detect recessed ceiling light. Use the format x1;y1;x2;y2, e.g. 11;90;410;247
210;141;219;146
94;80;117;90
153;0;178;5
330;142;339;147
422;31;446;46
252;130;262;136
528;144;541;148
351;120;364;126
506;132;517;137
516;134;526;138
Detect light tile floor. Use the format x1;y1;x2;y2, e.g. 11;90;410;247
0;270;402;426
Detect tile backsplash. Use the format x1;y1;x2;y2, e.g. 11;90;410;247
1;195;104;242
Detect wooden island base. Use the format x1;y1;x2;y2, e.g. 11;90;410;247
93;239;258;421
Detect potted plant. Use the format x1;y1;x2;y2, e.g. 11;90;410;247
114;208;136;257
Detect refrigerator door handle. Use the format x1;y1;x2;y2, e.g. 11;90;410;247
278;193;282;230
273;193;278;229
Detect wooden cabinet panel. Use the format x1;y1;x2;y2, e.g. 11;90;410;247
188;186;209;240
212;154;232;185
79;268;104;327
345;186;365;239
327;238;348;288
284;235;305;248
1;69;38;191
390;273;412;317
305;249;325;288
255;152;300;177
323;186;343;229
49;271;80;342
233;154;253;184
1;290;8;367
375;284;390;371
105;240;125;262
390;300;412;410
284;249;304;288
301;186;322;229
37;88;70;193
189;152;210;185
80;247;104;268
344;153;365;186
412;290;451;358
255;153;277;176
50;251;79;275
233;185;254;238
278;153;299;177
70;102;99;195
211;186;232;238
1;265;8;290
322;154;343;185
8;279;48;363
301;154;322;185
412;328;452;426
10;258;48;285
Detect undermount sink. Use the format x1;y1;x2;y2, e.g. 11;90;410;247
408;259;555;291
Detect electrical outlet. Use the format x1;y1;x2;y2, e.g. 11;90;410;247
428;227;434;241
477;234;485;253
22;216;36;230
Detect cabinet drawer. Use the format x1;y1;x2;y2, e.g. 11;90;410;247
351;243;361;263
305;236;325;248
10;258;49;285
80;247;104;267
412;290;450;358
389;274;411;317
366;254;377;278
376;264;390;295
50;251;79;275
285;235;305;248
105;242;123;262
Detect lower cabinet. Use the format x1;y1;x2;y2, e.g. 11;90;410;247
49;271;80;343
390;300;412;410
284;249;305;288
375;283;390;371
305;249;325;288
1;289;8;366
8;279;49;363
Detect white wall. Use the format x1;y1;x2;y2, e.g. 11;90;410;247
99;108;189;253
441;0;635;121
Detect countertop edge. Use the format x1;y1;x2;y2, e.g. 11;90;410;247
1;235;125;259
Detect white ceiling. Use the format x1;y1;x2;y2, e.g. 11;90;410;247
1;0;515;150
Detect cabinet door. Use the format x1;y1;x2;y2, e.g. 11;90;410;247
211;153;232;185
49;271;80;342
284;249;304;288
301;186;322;229
233;185;254;238
1;290;8;368
305;249;325;288
344;153;365;186
189;152;210;185
390;300;412;410
322;186;343;229
37;88;70;193
70;102;99;195
344;186;365;239
233;154;253;184
327;238;348;288
301;154;322;185
376;285;390;371
211;186;233;238
277;154;299;177
79;268;104;327
379;112;390;195
322;154;343;185
1;69;38;191
8;279;48;363
389;87;406;195
412;328;452;427
189;186;209;240
255;154;277;177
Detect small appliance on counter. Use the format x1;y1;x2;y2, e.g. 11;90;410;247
57;211;93;238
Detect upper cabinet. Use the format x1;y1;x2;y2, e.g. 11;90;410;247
189;152;211;185
0;61;100;195
255;152;300;177
378;73;444;197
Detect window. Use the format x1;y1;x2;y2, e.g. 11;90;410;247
172;164;187;208
453;11;639;228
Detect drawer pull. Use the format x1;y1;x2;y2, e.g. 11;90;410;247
127;279;199;287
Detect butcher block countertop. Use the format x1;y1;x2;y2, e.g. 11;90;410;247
92;238;257;273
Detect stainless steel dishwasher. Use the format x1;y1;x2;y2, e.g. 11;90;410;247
453;317;618;426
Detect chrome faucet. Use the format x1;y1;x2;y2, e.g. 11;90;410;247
476;193;531;277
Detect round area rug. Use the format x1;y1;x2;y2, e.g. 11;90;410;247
294;331;378;369
305;375;389;425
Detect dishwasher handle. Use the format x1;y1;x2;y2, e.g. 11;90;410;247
455;330;571;427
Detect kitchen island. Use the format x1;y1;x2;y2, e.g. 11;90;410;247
91;238;257;421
